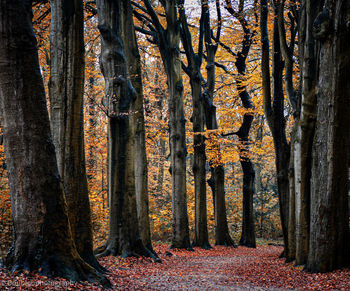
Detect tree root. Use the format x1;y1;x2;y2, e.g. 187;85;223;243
4;250;111;288
95;239;161;263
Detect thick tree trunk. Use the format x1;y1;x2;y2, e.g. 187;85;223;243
49;0;104;273
295;0;323;266
307;0;350;272
121;0;156;256
0;0;108;285
95;0;157;261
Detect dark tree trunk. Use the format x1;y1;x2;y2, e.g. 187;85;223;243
260;0;290;257
143;0;191;249
203;1;235;247
307;0;350;272
121;0;156;256
0;0;108;285
95;0;157;261
49;0;105;273
294;0;324;266
179;2;211;250
229;8;256;247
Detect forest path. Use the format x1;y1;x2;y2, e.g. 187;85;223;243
1;244;349;290
98;244;349;290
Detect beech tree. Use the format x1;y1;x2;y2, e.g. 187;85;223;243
121;0;156;255
95;0;157;260
222;0;257;248
203;0;236;247
49;0;105;273
179;0;211;249
306;0;350;272
141;0;192;249
0;0;108;285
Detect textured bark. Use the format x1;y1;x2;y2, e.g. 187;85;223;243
143;0;191;249
203;1;235;247
227;5;256;247
121;0;155;256
0;0;108;285
95;0;157;261
295;0;323;266
49;0;104;273
260;0;290;256
287;125;297;261
307;0;350;272
179;2;211;249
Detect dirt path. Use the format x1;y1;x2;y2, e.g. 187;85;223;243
1;245;349;290
98;245;349;290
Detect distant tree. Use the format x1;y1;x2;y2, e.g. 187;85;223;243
142;0;192;249
179;0;211;249
0;0;108;285
223;0;257;248
202;0;236;247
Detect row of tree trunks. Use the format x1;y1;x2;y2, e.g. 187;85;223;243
0;0;108;285
263;0;350;272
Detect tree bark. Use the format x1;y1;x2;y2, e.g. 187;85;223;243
307;0;350;272
295;0;323;266
95;0;158;261
179;1;211;249
0;0;108;285
143;0;191;249
203;0;235;247
260;0;290;257
49;0;105;273
121;0;156;256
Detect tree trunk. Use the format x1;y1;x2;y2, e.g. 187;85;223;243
307;0;350;272
287;125;297;261
95;0;157;261
260;0;290;256
295;0;323;266
121;0;156;256
49;0;104;273
0;0;108;285
233;26;256;248
203;4;235;246
191;78;210;249
179;4;211;249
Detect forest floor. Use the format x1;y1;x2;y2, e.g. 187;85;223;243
1;244;349;290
